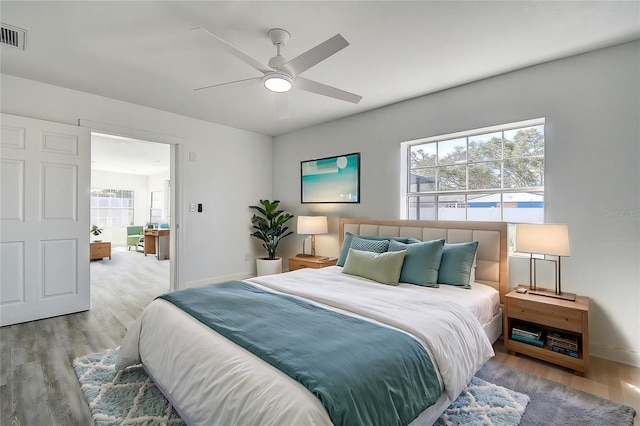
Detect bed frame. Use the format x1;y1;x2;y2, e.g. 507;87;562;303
338;218;509;305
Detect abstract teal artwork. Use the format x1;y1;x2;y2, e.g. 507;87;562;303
301;153;360;203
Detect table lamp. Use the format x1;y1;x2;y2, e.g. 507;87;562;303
515;223;574;301
296;216;328;257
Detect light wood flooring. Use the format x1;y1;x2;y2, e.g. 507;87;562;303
1;250;638;425
1;246;169;425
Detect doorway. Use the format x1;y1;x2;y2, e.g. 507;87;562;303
90;132;173;292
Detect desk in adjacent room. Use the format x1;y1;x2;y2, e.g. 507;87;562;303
144;229;170;260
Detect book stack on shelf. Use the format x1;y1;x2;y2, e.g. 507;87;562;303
511;323;544;347
547;332;579;358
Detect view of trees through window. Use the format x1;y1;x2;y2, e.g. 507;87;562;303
405;121;544;223
90;189;135;227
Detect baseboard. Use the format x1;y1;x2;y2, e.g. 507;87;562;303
590;344;640;368
183;272;254;289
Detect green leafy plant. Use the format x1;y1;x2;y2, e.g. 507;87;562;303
249;200;294;260
90;225;103;236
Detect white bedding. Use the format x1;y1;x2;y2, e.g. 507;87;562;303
399;277;500;326
117;267;495;426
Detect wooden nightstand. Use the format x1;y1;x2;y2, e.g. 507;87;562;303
90;242;111;260
288;256;337;271
504;288;589;376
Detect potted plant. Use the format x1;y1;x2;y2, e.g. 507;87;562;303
249;199;294;276
90;225;103;242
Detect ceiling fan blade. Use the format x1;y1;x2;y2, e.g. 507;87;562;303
274;93;289;119
283;34;349;76
192;27;273;74
296;77;362;104
194;77;262;92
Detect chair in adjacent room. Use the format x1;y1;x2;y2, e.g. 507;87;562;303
126;226;144;252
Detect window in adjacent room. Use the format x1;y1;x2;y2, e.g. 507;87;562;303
90;188;135;227
402;118;544;223
150;190;163;224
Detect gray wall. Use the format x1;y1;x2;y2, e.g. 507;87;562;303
273;41;640;367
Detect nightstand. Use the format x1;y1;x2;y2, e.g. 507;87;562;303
288;256;337;271
504;288;589;376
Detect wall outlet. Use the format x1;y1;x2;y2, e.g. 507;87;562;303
244;253;251;262
189;203;196;212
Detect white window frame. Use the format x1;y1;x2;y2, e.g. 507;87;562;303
400;118;545;222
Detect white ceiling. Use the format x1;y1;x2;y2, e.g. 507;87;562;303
92;133;170;176
1;1;639;137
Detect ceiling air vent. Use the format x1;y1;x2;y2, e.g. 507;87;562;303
1;23;26;50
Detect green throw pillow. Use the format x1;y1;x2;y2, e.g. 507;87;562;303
342;249;406;286
336;232;420;266
388;239;445;287
438;241;479;288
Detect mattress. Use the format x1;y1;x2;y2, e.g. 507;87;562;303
117;267;496;426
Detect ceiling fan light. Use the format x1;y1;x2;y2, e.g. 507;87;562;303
263;72;293;93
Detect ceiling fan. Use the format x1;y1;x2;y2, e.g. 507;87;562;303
192;27;362;119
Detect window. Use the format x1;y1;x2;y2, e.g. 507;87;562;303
402;119;544;223
150;191;163;223
90;188;135;227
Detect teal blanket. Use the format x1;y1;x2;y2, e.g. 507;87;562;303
159;281;440;426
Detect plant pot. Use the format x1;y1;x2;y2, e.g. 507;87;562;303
256;258;282;277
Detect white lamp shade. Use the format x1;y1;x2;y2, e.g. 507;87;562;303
515;223;570;256
297;216;328;235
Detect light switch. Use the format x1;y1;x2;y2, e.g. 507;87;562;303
189;203;196;212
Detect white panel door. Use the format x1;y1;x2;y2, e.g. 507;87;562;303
0;113;90;326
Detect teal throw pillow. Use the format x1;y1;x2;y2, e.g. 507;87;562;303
388;239;445;287
336;232;421;266
342;249;406;286
438;241;479;288
349;236;389;254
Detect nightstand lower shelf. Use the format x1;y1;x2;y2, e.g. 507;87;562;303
505;336;586;374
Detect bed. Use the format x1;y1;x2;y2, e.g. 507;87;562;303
116;218;508;426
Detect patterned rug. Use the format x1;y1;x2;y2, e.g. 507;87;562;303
73;348;183;425
73;348;529;425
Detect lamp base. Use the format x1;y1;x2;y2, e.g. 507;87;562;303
296;253;316;258
529;287;576;301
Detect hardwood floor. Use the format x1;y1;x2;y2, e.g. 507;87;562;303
0;247;169;426
1;251;638;425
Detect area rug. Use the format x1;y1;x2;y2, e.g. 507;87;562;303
75;349;636;426
73;348;183;425
74;348;528;425
476;359;636;426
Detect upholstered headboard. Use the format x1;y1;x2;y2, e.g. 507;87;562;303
339;218;508;304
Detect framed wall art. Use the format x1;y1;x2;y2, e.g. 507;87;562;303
301;153;360;203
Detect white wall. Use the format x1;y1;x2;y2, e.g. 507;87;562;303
273;41;640;367
148;171;170;192
149;171;171;223
2;74;273;287
91;169;150;246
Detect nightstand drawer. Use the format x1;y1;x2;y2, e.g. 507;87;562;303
508;298;583;333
